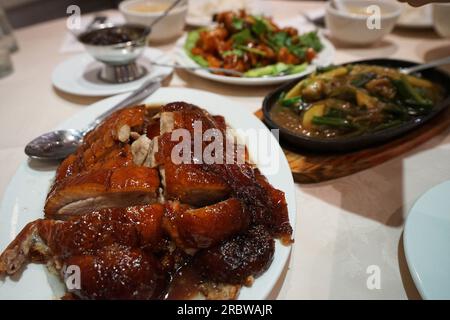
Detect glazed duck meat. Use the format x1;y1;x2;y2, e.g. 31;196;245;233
0;102;293;300
0;205;166;299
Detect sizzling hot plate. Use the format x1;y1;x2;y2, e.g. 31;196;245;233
262;58;450;153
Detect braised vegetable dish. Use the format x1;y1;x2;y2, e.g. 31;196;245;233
270;64;444;138
185;10;324;77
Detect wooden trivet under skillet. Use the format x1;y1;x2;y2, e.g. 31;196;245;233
254;107;450;183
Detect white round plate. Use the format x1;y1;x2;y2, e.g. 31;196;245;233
174;33;335;86
51;48;173;97
404;180;450;299
0;87;296;300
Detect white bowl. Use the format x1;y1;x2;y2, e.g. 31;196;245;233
325;0;401;46
433;3;450;38
119;0;188;43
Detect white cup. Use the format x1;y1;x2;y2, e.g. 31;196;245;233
433;3;450;38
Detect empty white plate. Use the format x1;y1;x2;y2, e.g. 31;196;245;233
52;48;173;97
404;180;450;299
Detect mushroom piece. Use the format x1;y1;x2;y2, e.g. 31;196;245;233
117;124;131;142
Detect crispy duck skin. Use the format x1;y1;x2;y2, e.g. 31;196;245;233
65;245;165;300
163;198;249;250
156;102;231;206
159;142;231;207
158;102;292;242
204;163;293;243
43;204;165;257
160;101;227;133
194;225;275;284
44;167;160;217
254;169;293;244
55;106;146;183
0;205;164;275
0;205;166;300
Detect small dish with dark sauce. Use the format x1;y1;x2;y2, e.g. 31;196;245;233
78;24;150;46
77;24;150;65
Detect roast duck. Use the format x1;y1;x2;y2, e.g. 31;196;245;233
0;102;293;299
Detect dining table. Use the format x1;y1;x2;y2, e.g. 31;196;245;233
1;0;450;300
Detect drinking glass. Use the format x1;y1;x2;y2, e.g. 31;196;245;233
0;6;18;53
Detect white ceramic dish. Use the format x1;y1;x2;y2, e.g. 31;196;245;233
52;48;172;97
325;0;401;46
119;0;188;43
0;87;296;300
174;33;335;86
404;180;450;299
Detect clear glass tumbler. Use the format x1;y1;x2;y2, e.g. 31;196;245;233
0;47;12;78
0;6;18;53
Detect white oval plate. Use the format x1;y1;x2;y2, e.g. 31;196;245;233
174;32;335;86
0;87;296;300
52;48;173;97
404;180;450;299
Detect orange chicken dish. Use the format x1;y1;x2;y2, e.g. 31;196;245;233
0;102;292;300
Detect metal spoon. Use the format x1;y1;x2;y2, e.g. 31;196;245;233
401;56;450;74
25;75;165;160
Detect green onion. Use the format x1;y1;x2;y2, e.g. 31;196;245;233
232;17;244;30
373;120;403;131
222;49;244;57
231;29;253;45
392;76;433;108
312;116;353;128
280;96;302;107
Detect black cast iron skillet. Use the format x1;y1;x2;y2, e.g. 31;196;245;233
262;58;450;153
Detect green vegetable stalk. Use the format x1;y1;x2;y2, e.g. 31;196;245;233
244;62;307;77
244;62;290;77
312;116;353;128
184;30;208;67
392;76;433;108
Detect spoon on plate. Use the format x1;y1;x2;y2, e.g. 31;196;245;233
401;56;450;74
25;2;188;160
24;75;166;160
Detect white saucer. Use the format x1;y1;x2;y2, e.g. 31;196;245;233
52;48;173;97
